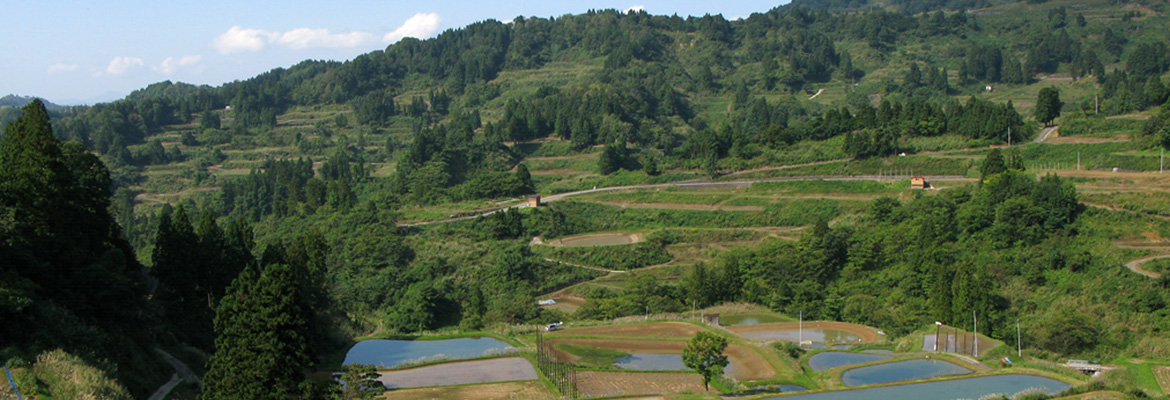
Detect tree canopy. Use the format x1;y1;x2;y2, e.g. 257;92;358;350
682;331;729;390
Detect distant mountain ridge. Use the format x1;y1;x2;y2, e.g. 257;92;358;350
0;94;68;111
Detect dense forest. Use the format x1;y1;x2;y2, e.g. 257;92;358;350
3;0;1170;398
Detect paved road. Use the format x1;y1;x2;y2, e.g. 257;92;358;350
399;175;972;228
1034;125;1059;143
146;348;202;400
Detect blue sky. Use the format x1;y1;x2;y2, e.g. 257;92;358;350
2;1;788;105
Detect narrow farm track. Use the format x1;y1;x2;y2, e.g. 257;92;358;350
135;186;221;206
399;175;973;228
721;158;851;177
1124;254;1168;279
543;258;628;274
1082;201;1170;221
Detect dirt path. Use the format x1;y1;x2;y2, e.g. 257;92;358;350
544;258;628;274
1082;201;1170;221
1124;254;1167;278
400;174;973;228
135;186;221;206
809;88;825;100
594;201;765;211
721;158;851;177
146;348;201;400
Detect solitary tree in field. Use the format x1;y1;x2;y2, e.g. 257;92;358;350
682;331;729;391
1034;87;1062;127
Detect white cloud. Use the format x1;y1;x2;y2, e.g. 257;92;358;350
624;5;646;13
383;12;442;44
213;26;277;54
106;57;144;75
214;26;380;54
47;63;79;74
154;55;203;75
276;28;375;50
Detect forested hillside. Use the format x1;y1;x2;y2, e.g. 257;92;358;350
3;0;1170;397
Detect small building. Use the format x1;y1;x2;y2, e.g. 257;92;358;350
702;314;720;326
528;195;541;207
911;175;929;189
984;84;994;92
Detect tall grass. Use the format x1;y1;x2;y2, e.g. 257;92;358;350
33;349;131;400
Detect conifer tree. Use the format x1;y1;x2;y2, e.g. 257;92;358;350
199;262;312;400
1034;88;1062;126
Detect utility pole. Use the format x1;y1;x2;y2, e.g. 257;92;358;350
973;311;978;357
935;321;942;351
1017;319;1022;358
1077;152;1081;171
1161;148;1164;174
1008;126;1011;146
799;310;803;344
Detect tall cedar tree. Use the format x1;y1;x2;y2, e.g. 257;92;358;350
199;262;313;400
0;99;150;390
1034;88;1062;126
1;100;144;319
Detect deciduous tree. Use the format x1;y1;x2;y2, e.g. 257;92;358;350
682;331;729;391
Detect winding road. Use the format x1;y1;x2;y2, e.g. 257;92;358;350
1124;254;1168;279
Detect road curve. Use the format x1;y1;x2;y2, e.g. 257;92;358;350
1125;254;1167;278
146;348;202;400
1034;125;1059;143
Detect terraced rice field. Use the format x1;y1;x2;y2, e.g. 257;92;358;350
383;381;556;400
575;371;705;398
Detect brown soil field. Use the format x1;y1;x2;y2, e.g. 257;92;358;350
547;338;775;381
375;357;537;389
1155;366;1170;394
553;322;701;338
726;321;881;343
575;371;705;398
383;381;556;400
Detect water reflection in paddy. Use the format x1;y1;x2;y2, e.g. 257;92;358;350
807;352;889;371
344;337;515;368
737;328;862;343
761;374;1070;400
613;353;687;371
841;359;969;386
